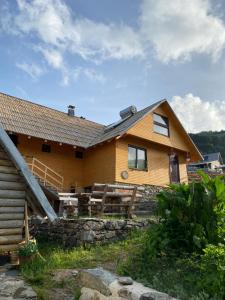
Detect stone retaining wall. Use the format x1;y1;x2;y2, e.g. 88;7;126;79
31;218;151;248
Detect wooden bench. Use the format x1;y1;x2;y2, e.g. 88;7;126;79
88;183;145;218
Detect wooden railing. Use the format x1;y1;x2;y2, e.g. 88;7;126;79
25;156;64;192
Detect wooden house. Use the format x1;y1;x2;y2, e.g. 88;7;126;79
0;92;202;194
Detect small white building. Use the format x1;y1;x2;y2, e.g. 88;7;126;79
188;152;225;174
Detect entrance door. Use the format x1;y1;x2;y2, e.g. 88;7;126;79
170;154;180;183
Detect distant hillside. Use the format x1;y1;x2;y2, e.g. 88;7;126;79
190;131;225;162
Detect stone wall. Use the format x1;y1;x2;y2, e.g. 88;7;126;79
31;218;151;248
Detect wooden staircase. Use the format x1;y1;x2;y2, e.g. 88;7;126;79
25;156;64;193
0;145;26;251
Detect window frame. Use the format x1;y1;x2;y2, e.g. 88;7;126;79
153;113;170;137
128;145;148;171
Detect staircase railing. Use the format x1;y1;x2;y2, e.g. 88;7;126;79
25;156;64;192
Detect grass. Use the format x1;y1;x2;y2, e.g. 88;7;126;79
20;229;218;300
20;230;143;299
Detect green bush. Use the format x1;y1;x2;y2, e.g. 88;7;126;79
18;239;39;257
155;172;225;254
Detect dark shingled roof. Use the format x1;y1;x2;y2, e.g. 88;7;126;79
203;152;223;164
0;92;165;148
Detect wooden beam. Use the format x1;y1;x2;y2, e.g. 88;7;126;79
0;220;24;228
0;199;25;207
0;190;25;199
0;166;18;174
0;235;22;245
0;181;25;190
0;213;24;220
0;173;22;182
127;186;137;219
24;201;29;243
0;207;24;213
0;244;20;251
93;183;145;191
0;228;22;235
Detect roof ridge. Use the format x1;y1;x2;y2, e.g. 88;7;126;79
0;91;104;127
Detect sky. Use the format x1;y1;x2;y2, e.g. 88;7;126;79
1;0;225;133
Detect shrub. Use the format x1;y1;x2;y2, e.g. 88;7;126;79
18;239;39;257
155;172;225;254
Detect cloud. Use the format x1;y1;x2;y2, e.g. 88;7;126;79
11;0;144;63
170;93;225;133
16;62;44;79
140;0;225;63
73;67;106;83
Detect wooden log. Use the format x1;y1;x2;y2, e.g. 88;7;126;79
0;213;24;220
0;244;20;251
93;183;145;191
0;220;24;228
24;201;29;243
92;191;132;197
0;181;25;191
0;235;22;245
0;173;21;182
0;207;24;213
0;228;22;235
0;190;25;199
0;159;14;167
0;166;18;174
0;199;25;207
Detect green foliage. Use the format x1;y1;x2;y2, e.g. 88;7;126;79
154;173;225;254
190;131;225;161
200;245;225;298
18;239;39;257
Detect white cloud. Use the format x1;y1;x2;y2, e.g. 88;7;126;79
16;62;44;79
170;93;225;133
12;0;144;63
73;67;106;83
140;0;225;63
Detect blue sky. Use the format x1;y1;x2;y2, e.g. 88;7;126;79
1;0;225;133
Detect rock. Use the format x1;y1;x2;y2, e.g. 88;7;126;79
140;293;155;300
118;277;133;285
118;287;132;298
51;269;78;283
78;268;117;296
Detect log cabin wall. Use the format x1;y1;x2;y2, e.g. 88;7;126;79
0;145;25;252
16;134;84;191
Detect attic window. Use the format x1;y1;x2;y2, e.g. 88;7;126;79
75;151;83;159
42;144;51;153
153;113;169;137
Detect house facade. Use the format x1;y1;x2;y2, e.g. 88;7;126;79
0;92;202;191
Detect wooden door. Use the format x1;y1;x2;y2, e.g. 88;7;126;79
170;154;180;183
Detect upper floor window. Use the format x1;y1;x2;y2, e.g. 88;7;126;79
128;145;147;170
153;113;169;136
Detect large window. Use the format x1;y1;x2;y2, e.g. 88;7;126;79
153;113;169;136
128;145;147;170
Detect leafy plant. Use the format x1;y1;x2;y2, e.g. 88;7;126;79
18;239;39;257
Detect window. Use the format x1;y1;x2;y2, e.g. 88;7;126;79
128;146;147;170
153;113;169;136
42;144;51;153
75;151;83;159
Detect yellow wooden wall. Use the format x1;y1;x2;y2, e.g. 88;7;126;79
115;135;188;186
17;134;84;190
128;102;200;162
83;141;116;187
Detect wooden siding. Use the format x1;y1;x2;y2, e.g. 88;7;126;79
83;141;116;187
127;102;200;161
115;136;188;186
17;134;83;190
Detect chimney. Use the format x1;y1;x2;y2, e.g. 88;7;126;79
68;105;75;117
